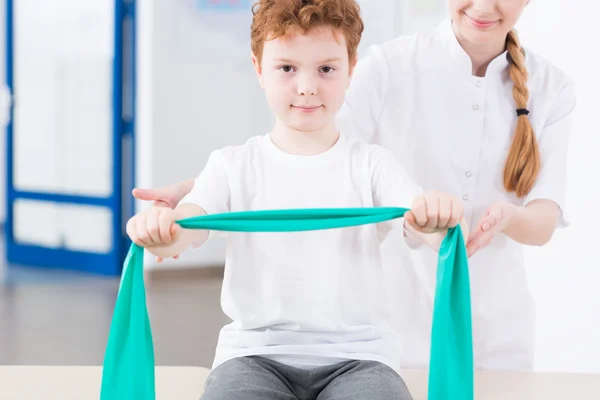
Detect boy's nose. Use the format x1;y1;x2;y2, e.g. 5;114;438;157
297;76;318;96
299;89;316;96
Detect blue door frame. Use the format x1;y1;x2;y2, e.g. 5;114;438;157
4;0;136;275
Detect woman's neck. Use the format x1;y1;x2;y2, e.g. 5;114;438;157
453;25;507;77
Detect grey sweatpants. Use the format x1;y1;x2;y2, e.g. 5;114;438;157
201;356;413;400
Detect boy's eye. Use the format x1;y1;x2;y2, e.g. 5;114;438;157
320;66;335;74
279;65;295;73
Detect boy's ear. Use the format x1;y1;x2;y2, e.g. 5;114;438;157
251;52;265;88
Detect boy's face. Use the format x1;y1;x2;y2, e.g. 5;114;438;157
253;26;355;134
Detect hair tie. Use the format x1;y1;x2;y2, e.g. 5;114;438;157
516;108;529;116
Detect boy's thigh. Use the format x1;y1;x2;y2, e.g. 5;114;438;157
317;360;413;400
201;357;297;400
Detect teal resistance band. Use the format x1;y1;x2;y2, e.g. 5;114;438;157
100;207;473;400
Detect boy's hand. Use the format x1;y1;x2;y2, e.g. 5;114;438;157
126;207;184;248
405;191;464;234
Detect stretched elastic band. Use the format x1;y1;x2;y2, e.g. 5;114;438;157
100;208;474;400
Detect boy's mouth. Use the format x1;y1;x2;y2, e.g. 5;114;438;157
291;105;323;113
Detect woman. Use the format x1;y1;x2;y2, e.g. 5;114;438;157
133;0;575;371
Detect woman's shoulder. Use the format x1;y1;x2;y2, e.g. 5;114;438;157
524;47;573;86
377;26;442;59
523;48;574;95
364;21;454;84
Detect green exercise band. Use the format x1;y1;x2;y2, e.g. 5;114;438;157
100;207;473;400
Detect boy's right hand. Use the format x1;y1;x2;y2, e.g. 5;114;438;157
126;207;184;248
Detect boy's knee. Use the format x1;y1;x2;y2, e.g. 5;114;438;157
201;357;295;400
319;361;413;400
201;358;252;400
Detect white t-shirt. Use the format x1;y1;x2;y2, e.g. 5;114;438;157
179;132;422;372
335;18;576;370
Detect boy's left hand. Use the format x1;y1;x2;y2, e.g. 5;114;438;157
405;191;464;234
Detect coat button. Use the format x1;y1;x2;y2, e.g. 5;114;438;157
472;104;479;111
465;171;472;178
462;194;469;201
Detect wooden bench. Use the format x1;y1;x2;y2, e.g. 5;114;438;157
1;366;598;399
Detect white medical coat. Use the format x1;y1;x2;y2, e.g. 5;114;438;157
336;18;576;371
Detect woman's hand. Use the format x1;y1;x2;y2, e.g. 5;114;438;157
466;202;518;257
132;179;195;209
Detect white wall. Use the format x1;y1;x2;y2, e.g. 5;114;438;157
137;0;273;269
516;0;600;374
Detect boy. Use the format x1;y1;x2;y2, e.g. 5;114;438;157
127;1;465;399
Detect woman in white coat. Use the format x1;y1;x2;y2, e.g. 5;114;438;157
133;0;576;371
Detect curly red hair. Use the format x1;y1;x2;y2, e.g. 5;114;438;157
251;0;364;65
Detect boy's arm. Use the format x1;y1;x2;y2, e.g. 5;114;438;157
371;152;467;251
147;149;230;258
371;151;423;240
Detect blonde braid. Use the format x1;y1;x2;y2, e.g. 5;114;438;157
503;29;540;198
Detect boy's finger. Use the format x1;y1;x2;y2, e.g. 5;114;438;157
404;211;417;230
126;218;136;242
424;193;439;229
449;199;463;228
171;223;182;239
158;210;173;243
135;218;150;247
405;211;427;233
404;210;415;226
147;214;162;245
438;197;452;228
411;196;428;227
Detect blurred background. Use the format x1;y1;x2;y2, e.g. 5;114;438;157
0;0;598;374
